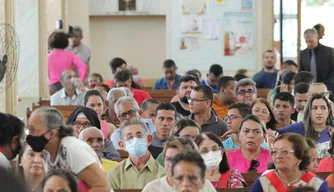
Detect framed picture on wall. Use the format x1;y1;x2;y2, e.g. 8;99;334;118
119;0;136;11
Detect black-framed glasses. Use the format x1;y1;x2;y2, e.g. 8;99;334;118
187;97;207;103
237;89;256;96
310;92;330;97
248;159;260;173
118;109;137;120
224;115;242;121
73;121;91;128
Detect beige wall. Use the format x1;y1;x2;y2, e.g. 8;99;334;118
89;16;166;81
66;0;90;47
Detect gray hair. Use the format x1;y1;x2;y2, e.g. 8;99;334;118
78;127;104;145
32;107;73;137
119;118;148;138
304;28;318;38
73;26;83;37
114;96;140;116
309;83;328;90
106;88;127;103
60;70;74;82
121;87;133;97
234;78;257;96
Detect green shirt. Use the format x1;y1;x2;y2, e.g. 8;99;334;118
108;154;165;189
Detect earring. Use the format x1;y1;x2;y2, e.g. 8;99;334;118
19;164;22;166
296;162;300;166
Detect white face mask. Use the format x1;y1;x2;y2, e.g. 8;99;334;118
201;151;222;170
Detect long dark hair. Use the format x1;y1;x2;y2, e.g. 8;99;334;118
194;132;230;174
303;94;333;141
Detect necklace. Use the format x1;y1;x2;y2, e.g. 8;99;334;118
277;171;303;187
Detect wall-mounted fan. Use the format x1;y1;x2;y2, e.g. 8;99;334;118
0;23;19;93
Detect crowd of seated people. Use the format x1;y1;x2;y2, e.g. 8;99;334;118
2;25;334;191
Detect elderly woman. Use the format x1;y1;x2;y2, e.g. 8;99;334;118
251;98;278;148
18;143;45;191
170;150;213;192
143;137;216;192
317;132;334;172
26;107;110;191
156;119;201;166
278;94;333;158
305;138;319;173
250;133;330;192
195;132;245;188
66;106;120;161
84;90;116;139
226;115;271;173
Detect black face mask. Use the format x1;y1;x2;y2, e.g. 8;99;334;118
26;130;51;152
180;96;189;104
9;138;22;160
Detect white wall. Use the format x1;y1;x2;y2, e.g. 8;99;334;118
89;16;166;81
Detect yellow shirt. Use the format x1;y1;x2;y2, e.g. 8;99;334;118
101;158;118;173
212;94;228;119
107;154;165;189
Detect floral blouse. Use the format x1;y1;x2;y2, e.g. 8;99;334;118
211;169;246;188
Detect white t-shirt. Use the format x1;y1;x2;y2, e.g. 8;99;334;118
43;136;100;175
142;176;216;192
0;152;11;170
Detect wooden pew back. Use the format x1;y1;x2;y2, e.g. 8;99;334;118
117;150;129;162
145;90;176;103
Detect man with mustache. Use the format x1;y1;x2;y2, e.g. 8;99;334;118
171;75;198;117
153;59;181;90
272;92;295;130
252;50;279;88
234;79;258;106
148;103;177;159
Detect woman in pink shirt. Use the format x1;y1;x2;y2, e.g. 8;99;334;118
48;32;88;92
227;115;271;173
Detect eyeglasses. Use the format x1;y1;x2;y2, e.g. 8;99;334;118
187;97;207;103
310;92;330;97
237;89;256;96
248;159;260;173
271;149;295;157
224;115;242;121
200;146;222;155
173;175;201;185
118;109;137;120
252;109;270;115
122;132;147;141
73;121;91;129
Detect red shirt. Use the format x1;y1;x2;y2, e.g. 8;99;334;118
104;79;114;88
132;88;151;105
317;156;334;172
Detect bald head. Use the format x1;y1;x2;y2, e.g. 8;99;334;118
309;83;330;98
78;127;104;157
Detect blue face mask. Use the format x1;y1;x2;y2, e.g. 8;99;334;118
125;138;148;158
